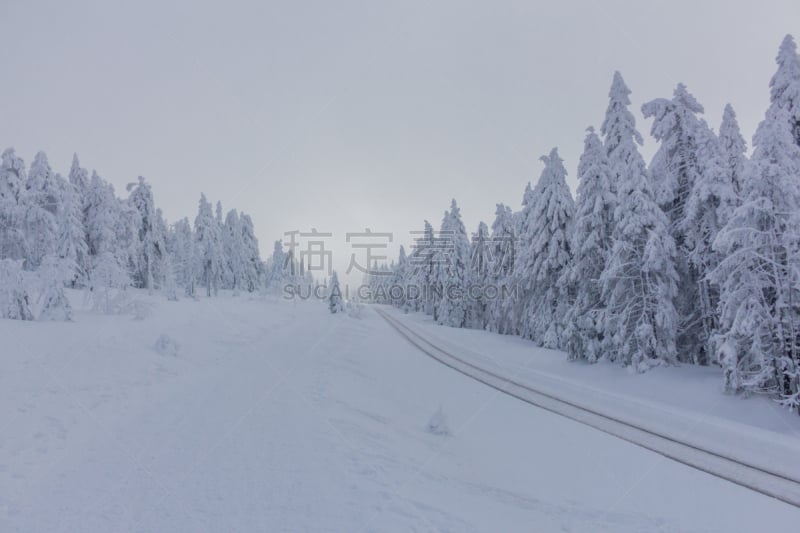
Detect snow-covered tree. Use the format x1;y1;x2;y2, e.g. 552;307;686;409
22;151;59;270
266;240;288;296
467;221;491;329
515;148;574;348
169;217;196;296
84;171;130;289
718;104;748;198
769;34;800;147
127;176;168;291
391;245;409;310
563;127;616;362
194;193;223;297
435;199;471;328
239;213;263;292
485;203;516;335
408;220;437;314
222;209;244;292
712;104;800;407
642;84;711;363
601;74;679;371
54;172;88;287
328;271;344;313
0;149;27;262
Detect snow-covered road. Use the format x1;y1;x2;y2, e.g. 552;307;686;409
2;293;799;531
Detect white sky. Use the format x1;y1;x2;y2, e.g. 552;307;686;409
2;0;799;284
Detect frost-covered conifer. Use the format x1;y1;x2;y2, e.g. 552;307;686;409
194;194;223;297
485;204;515;335
601;74;678;371
712;104;800;406
515;149;574;348
563;128;615;362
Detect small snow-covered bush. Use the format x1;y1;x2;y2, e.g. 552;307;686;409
346;299;364;319
0;259;34;320
426;406;451;436
35;256;73;321
153;334;181;357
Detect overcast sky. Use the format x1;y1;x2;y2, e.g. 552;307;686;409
2;0;799;283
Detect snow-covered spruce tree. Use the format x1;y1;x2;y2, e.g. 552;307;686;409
712;105;800;407
600;75;679;371
515;149;574;348
54;171;88;288
194;193;223;297
239;213;263;292
642;84;712;363
467;221;491;329
0;149;28;262
266;240;288;296
84;171;131;292
506;183;536;335
435;199;471;328
408;220;437;314
391;245;409;310
169;217;196;297
682;120;738;361
563;127;616;362
486;203;516;335
22;151;59;270
718;104;748;199
770;34;800;147
223;209;244;293
328;271;344;313
127;176;167;291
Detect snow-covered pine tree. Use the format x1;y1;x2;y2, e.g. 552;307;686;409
563;127;616;362
507;182;537;335
600;73;679;371
435;199;470;328
712;104;800;407
54;172;88;287
467;221;491;329
681;121;738;362
194;193;223;297
0;149;27;262
485;203;515;335
84;171;130;290
515;148;574;348
170;217;196;296
68;154;90;197
328;271;344;313
22;151;59;270
223;209;244;293
266;240;287;296
127;176;168;291
239;213;263;292
391;245;409;310
642;84;711;363
408;220;437;314
718;104;748;199
770;34;800;147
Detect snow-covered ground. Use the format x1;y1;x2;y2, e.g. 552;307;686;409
389;307;800;482
2;293;800;532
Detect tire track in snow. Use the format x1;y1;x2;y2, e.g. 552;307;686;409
374;307;800;509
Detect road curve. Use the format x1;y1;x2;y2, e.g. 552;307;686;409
374;307;800;509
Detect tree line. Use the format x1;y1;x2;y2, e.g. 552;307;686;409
0;151;310;319
368;35;800;411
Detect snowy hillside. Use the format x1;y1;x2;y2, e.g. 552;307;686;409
2;293;799;531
